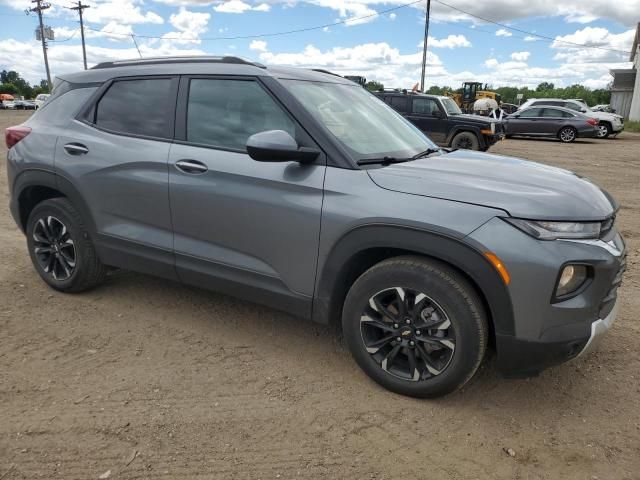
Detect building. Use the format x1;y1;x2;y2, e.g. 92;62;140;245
610;23;640;120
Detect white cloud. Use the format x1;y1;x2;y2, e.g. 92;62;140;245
495;28;512;37
249;40;268;51
257;42;446;88
484;58;499;68
160;7;210;44
389;12;396;20
551;26;635;64
213;0;271;13
524;36;539;42
423;34;471;49
81;0;164;25
510;51;530;61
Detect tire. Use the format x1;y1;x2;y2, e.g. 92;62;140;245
342;256;488;398
596;122;611;139
26;198;107;293
451;131;480;150
558;126;577;143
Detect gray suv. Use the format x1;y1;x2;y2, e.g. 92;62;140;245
5;57;626;397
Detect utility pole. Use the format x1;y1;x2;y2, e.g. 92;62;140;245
419;0;431;93
30;0;52;91
70;1;90;70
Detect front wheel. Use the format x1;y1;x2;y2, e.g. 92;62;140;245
451;131;480;150
596;122;611;139
558;126;577;143
342;256;488;398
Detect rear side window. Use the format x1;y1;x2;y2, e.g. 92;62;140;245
389;96;408;113
94;78;173;138
564;102;582;111
542;108;574;118
186;78;295;151
518;108;543;118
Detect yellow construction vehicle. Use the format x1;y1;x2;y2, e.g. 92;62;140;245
446;82;501;115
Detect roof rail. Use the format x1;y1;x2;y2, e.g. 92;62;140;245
311;68;342;78
91;56;266;70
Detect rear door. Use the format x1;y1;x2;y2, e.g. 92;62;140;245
167;76;326;317
539;108;567;135
406;97;447;144
55;76;179;278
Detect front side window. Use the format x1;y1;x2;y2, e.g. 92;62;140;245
282;80;436;160
412;98;439;115
186;79;295;151
441;97;462;115
94;78;173;138
389;96;408;113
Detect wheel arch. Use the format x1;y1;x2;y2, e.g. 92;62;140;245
12;170;97;235
312;224;515;342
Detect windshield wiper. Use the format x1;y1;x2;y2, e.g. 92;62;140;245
357;148;442;166
357;156;413;166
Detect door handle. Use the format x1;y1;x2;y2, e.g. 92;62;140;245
175;159;208;174
64;143;89;155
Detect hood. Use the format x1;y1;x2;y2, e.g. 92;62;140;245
452;113;501;125
367;150;616;221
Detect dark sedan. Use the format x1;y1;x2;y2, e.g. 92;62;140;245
504;106;598;143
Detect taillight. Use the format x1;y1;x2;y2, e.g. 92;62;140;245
5;125;32;149
586;118;598;126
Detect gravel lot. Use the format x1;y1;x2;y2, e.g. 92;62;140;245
1;110;639;479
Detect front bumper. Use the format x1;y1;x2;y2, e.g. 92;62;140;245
468;217;626;377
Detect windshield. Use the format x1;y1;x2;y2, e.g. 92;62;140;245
441;97;462;115
281;80;436;161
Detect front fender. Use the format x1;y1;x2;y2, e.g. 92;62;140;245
312;223;515;337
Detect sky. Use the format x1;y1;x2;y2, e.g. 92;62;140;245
0;0;638;90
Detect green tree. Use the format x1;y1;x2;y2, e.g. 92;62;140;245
365;80;384;92
0;82;19;95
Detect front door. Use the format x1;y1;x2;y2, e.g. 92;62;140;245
168;77;326;317
407;97;447;144
506;107;544;135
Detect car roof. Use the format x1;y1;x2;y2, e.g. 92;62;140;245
518;104;585;115
526;98;580;104
56;56;354;85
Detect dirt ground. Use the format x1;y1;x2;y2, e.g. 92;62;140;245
1;109;639;480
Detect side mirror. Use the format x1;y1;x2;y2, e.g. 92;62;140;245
580;108;587;113
431;110;443;118
246;130;320;163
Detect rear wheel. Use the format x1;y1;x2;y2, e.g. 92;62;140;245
342;256;488;398
558;126;577;143
451;131;480;150
26;198;107;292
597;122;611;139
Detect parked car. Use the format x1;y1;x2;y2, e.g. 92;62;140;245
499;103;519;115
373;90;505;151
592;104;616;113
14;100;37;110
35;93;50;109
5;57;626;398
504;106;599;142
519;98;624;138
0;99;16;110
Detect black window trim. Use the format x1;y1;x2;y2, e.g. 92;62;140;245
174;74;309;155
76;75;180;144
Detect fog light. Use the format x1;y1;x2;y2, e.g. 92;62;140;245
556;265;588;297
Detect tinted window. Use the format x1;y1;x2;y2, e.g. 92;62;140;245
412;98;440;115
542;108;574;118
518;108;543;118
564;102;582;111
95;78;173;138
187;79;295;151
389;96;408;113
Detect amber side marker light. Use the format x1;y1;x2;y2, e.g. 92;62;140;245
484;252;511;285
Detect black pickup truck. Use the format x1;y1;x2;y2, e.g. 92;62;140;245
373;91;505;151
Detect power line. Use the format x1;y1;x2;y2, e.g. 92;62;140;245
432;0;632;55
83;0;425;42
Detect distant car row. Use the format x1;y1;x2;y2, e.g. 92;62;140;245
377;90;624;150
0;94;50;110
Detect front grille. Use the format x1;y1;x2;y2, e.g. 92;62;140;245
599;252;626;318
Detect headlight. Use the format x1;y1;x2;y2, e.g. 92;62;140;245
555;264;589;298
504;218;601;240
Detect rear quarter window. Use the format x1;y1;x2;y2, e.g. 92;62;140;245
28;87;98;128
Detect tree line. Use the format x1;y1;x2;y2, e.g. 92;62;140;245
0;70;50;99
365;80;611;107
